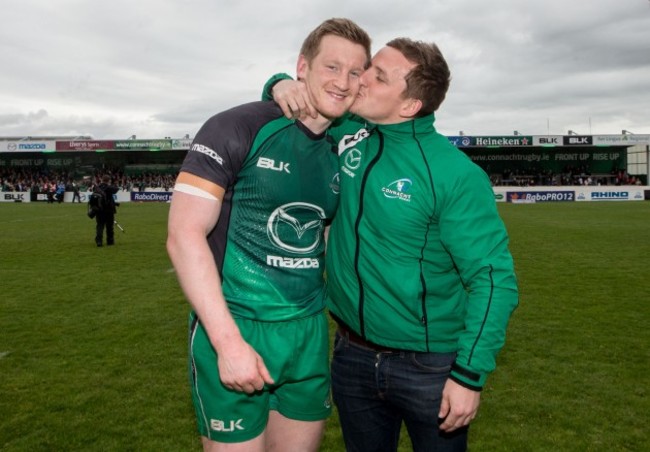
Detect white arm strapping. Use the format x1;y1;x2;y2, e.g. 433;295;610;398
173;182;219;201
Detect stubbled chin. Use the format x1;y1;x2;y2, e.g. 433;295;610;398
321;101;353;119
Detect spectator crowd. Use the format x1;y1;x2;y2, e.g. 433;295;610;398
0;167;178;193
489;166;643;187
0;165;643;193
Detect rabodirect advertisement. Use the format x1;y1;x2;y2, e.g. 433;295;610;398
131;191;173;202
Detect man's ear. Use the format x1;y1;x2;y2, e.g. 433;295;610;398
296;54;308;80
400;98;423;119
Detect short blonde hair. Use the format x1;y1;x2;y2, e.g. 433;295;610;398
300;18;372;69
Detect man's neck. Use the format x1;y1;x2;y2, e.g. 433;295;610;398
300;115;332;136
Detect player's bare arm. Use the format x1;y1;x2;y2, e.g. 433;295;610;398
167;172;274;393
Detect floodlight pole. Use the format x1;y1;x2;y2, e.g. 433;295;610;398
646;144;650;186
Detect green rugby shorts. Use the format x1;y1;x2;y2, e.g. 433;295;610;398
188;311;332;443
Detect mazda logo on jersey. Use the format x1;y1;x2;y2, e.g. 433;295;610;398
266;202;326;254
339;129;369;179
344;149;362;170
342;148;362;179
329;173;340;194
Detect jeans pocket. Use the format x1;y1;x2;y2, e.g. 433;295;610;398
410;351;456;373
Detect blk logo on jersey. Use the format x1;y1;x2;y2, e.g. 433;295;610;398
382;178;413;202
257;157;291;173
338;129;369;156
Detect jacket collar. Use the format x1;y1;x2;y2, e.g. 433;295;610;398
372;113;437;136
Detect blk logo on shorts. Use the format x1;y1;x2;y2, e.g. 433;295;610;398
211;418;245;432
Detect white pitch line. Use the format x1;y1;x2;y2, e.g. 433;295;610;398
0;351;10;359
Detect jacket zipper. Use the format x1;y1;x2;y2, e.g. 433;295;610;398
413;121;435;352
354;129;384;338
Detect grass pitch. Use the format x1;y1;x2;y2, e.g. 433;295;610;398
0;201;648;451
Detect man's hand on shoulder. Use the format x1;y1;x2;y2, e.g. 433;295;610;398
272;79;316;120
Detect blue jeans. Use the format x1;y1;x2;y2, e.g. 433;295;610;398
331;332;468;452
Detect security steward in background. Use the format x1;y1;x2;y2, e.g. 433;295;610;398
95;175;119;247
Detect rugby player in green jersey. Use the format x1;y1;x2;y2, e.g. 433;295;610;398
167;18;371;452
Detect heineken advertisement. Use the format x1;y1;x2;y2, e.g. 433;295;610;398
447;136;534;147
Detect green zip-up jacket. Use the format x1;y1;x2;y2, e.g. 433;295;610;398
262;75;518;390
326;114;518;390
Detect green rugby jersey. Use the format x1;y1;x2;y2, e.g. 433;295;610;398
180;101;339;321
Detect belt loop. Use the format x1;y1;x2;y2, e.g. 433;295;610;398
341;328;350;347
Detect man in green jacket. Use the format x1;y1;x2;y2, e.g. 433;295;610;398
265;37;518;451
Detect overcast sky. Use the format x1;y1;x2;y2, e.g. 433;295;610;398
1;0;649;140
